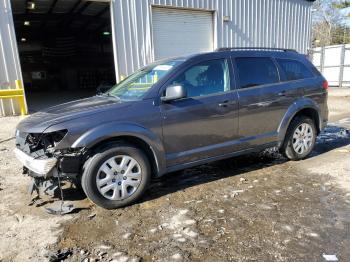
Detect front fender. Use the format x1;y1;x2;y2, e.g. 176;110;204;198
277;98;322;144
71;122;166;175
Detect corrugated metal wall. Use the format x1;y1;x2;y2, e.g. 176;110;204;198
111;0;313;81
0;0;24;116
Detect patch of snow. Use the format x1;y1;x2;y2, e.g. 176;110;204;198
183;228;198;238
177;237;186;243
122;233;132;239
282;225;293;232
149;228;157;234
322;254;338;261
307;232;319;238
171;253;182;260
98;244;112;250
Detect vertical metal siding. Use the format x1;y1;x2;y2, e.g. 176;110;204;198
0;0;24;116
110;0;313;81
152;8;214;60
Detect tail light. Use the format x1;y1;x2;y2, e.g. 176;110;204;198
322;80;329;90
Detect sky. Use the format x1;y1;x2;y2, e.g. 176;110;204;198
341;7;350;25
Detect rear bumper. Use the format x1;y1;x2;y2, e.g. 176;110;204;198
14;148;57;175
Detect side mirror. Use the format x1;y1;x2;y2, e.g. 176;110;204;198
161;85;187;102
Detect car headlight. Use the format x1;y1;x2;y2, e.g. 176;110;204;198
25;129;68;154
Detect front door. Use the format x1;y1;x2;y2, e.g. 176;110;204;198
160;58;239;167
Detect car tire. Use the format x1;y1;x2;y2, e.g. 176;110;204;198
81;143;151;209
280;116;317;161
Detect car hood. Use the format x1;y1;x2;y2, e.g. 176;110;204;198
17;96;129;133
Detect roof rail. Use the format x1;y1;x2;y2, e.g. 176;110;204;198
216;47;297;52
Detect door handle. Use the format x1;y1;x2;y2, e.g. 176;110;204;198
218;100;236;107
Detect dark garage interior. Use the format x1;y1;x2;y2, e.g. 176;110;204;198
11;0;116;112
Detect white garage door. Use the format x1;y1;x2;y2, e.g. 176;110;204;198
152;7;214;60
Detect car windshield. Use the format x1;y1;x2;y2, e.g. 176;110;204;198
106;59;183;101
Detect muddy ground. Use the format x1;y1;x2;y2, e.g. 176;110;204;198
0;89;350;262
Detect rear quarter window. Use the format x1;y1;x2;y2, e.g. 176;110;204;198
277;58;314;81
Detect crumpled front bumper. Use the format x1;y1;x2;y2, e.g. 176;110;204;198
14;148;57;175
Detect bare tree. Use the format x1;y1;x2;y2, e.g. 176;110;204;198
312;0;350;46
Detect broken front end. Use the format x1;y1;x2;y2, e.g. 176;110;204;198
14;129;84;196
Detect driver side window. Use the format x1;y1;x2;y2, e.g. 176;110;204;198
170;59;230;98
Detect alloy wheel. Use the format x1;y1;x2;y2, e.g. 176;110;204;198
96;155;142;200
292;123;314;155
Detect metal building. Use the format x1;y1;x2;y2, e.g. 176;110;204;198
111;0;314;81
1;0;314;116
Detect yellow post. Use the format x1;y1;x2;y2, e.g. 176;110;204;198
0;80;28;116
15;79;28;116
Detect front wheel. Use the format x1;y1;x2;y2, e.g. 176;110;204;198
280;116;317;160
81;143;151;209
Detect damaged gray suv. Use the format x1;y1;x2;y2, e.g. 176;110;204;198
14;48;328;209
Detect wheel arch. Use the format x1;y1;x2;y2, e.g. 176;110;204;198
71;122;167;176
277;99;322;146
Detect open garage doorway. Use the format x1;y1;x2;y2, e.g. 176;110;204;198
11;0;115;112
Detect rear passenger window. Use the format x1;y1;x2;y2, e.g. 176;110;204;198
277;59;314;81
236;57;279;89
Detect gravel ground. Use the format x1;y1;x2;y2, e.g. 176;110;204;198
0;89;350;262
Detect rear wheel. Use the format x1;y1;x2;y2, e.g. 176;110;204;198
81;143;151;209
280;116;317;160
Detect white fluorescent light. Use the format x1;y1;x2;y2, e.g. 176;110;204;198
27;2;35;10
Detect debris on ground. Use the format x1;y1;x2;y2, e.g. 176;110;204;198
80;249;88;256
45;203;76;215
44;249;72;262
88;213;96;220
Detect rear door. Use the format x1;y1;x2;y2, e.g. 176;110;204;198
232;55;294;148
257;58;302;135
160;56;239;167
